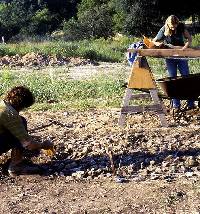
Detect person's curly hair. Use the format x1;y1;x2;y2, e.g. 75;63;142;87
4;86;35;111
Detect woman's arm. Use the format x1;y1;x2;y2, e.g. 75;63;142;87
152;26;166;47
182;29;192;49
153;26;165;42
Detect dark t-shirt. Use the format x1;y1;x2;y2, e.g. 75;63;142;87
155;23;185;46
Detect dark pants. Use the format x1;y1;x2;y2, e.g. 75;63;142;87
0;116;27;155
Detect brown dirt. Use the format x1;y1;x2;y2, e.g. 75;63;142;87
1;109;200;213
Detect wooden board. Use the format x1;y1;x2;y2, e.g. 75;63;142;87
127;48;200;58
121;104;164;114
128;67;156;89
127;57;156;89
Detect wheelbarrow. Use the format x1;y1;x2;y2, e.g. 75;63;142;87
157;73;200;122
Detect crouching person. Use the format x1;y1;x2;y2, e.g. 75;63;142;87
0;86;54;176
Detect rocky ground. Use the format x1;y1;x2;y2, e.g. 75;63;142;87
1;108;200;213
1;57;200;213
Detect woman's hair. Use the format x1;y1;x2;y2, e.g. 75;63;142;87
4;86;35;111
164;15;179;36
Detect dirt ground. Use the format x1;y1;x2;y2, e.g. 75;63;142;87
1;109;200;213
1;175;200;214
1;60;200;213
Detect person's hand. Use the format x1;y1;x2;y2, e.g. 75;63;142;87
181;46;188;50
41;140;55;157
158;42;165;48
22;138;54;151
22;139;41;150
40;140;54;150
181;41;190;50
165;44;175;49
151;41;163;48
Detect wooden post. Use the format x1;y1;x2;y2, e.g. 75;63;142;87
118;88;132;126
149;89;168;127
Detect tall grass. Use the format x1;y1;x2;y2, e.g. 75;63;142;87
1;34;200;62
0;67;126;111
0;35;139;62
1;56;198;112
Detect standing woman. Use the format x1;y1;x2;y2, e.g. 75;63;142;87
153;15;194;110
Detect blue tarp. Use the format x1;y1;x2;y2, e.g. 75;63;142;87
127;41;144;66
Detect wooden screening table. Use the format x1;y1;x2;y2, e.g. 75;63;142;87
119;48;200;127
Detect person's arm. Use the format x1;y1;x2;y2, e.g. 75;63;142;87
21;138;53;150
182;29;192;49
152;26;166;47
2;106;53;151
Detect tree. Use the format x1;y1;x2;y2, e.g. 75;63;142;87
63;0;114;40
78;2;113;38
26;8;54;35
0;0;34;39
43;0;80;21
112;0;162;37
1;0;199;40
0;0;81;39
112;0;200;36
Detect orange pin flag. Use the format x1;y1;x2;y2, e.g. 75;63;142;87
43;146;56;157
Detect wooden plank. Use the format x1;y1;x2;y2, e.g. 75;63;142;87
128;48;200;58
128;67;156;89
128;57;157;89
118;88;132;126
130;93;151;99
150;89;168;127
121;104;163;114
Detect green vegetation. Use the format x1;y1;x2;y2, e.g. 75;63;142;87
0;54;199;112
0;33;199;62
192;34;200;47
0;67;126;111
0;36;138;62
0;34;199;111
0;0;199;41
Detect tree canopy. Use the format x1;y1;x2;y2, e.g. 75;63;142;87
0;0;199;41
